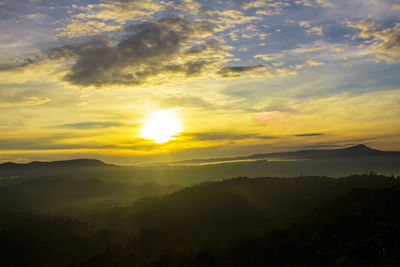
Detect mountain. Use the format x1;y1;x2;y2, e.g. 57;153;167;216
0;158;118;183
250;144;392;159
1;145;399;185
176;144;400;164
0;158;110;170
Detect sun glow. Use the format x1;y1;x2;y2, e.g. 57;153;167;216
141;110;182;143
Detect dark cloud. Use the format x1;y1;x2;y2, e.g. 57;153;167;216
0;55;43;71
65;22;182;86
216;64;265;77
46;16;218;87
164;61;210;77
293;133;324;137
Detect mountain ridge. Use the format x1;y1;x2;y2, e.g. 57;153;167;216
1;144;399;183
0;158;111;169
174;144;400;165
0;144;398;167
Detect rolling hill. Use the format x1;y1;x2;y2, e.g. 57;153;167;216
1;145;399;185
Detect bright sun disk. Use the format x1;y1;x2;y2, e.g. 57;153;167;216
141;110;182;143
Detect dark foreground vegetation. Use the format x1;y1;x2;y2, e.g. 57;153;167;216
1;173;400;266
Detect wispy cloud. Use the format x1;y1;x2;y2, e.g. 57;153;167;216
216;64;266;78
52;122;124;129
181;132;275;141
0;96;51;107
293;133;324;137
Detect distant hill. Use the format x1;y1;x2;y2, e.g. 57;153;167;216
0;159;110;170
0;158;118;183
1;145;399;184
251;144;399;159
176;144;400;164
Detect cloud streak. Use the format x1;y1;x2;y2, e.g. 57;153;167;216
52;122;124;129
0;96;51;107
181;132;275;141
293;133;324;137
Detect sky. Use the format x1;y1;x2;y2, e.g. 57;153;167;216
0;0;399;164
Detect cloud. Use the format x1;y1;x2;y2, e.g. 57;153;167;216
298;21;311;28
0;2;305;87
292;46;324;53
306;26;323;36
296;21;323;36
52;122;123;129
47;17;226;87
270;104;298;112
315;0;334;8
159;95;216;109
181;132;275;141
199;9;262;34
163;61;211;77
216;64;266;77
70;0;164;24
254;53;283;61
330;45;348;52
0;96;51;107
294;0;312;6
0;53;44;71
56;20;122;38
7;12;270;87
240;0;289;15
346;18;400;63
0;138;120;151
293;133;324;137
276;68;297;76
306;60;325;66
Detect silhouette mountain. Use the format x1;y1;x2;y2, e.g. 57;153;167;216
1;145;396;170
0;159;109;170
176;144;399;164
1;145;399;184
251;144;386;159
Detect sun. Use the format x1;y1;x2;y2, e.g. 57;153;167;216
141;110;182;143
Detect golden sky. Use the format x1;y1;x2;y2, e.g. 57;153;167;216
0;0;399;164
